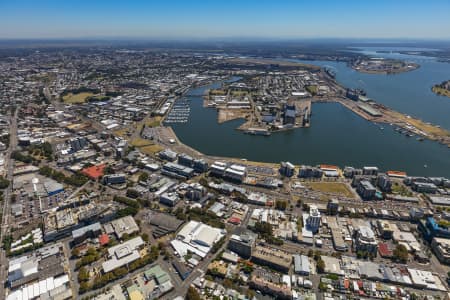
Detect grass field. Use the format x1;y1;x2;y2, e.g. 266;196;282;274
305;85;318;95
209;89;227;96
387;110;450;137
129;136;163;155
391;182;413;196
62;92;95;104
113;128;129;137
130;137;153;147
146;116;162;127
305;182;354;198
140;144;164;155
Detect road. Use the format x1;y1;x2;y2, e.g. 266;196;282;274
160;231;234;299
0;107;19;297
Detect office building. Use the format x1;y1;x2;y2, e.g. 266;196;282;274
177;153;194;168
279;161;295;177
363;166;379;176
159;192;179;207
305;205;321;234
377;220;394;240
110;216;139;239
354;226;378;256
376;173;392;192
71;223;102;246
412;182;438;193
327;199;339;215
431;237;450;265
102;237;145;273
298;165;322;178
158;149;177;162
102;174;126;185
162;162;194;180
357;180;376;200
228;230;257;259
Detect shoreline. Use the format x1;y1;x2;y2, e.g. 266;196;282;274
432;84;450;99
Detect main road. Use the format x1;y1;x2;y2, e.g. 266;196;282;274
0;107;19;297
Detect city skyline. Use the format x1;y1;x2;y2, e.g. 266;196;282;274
1;0;450;39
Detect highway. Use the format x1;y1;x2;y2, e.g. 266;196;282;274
0;107;19;297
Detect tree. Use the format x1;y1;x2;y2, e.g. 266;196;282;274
71;248;80;258
126;189;140;199
0;176;10;189
142;233;149;243
317;258;325;273
78;267;90;282
104;165;114;175
275;200;287;211
393;244;408;263
186;286;202;300
138;172;149;182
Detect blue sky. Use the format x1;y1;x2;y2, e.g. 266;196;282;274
1;0;449;39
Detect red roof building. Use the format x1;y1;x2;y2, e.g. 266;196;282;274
319;164;339;171
99;234;110;246
387;170;407;178
82;164;106;180
228;217;241;225
378;242;393;258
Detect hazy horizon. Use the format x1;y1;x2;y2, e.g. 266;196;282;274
1;0;450;40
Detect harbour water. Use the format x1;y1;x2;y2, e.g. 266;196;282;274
172;49;450;177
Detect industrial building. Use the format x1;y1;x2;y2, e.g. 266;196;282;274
7;243;67;291
251;245;292;273
293;254;310;275
171;220;225;259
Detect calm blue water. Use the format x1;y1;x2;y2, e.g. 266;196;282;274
298;47;450;130
172;49;450;177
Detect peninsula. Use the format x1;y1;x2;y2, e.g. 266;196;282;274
432;80;450;98
351;57;419;74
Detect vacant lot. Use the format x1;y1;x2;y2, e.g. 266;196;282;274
391;182;413;196
140;144;164;155
130;137;153;147
305;182;354;198
62;92;94;104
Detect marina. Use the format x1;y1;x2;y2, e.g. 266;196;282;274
171;50;450;177
163;99;191;124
